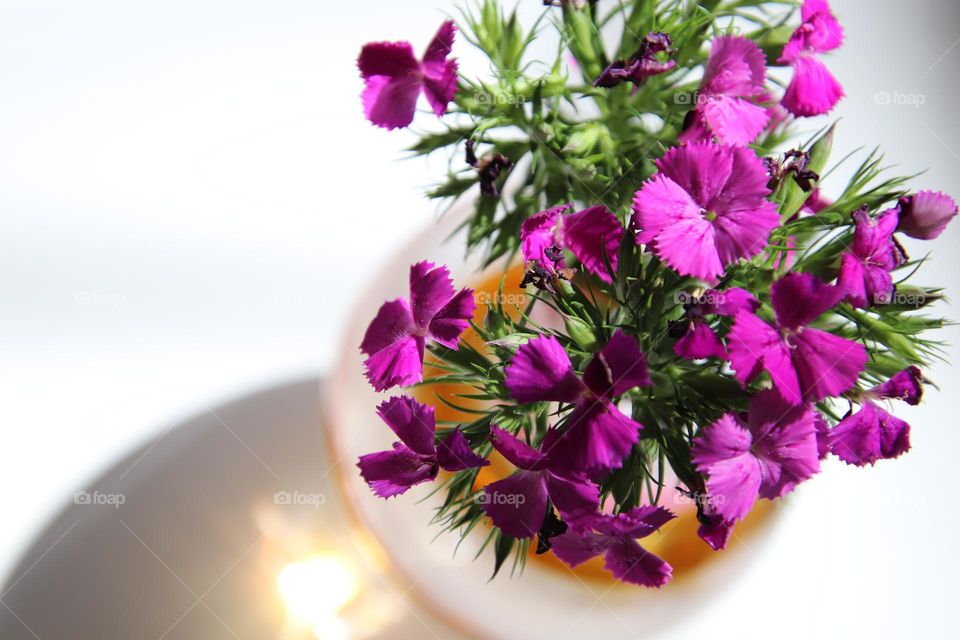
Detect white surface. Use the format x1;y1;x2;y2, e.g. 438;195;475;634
0;1;958;638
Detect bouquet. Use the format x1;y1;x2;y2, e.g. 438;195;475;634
353;0;956;588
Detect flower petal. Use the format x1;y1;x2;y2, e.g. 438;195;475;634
649;214;724;280
871;366;923;405
782;53;844;117
703;287;760;316
727;310;802;404
481;471;548;539
489;425;546;471
421;57;458;117
693;415;762;522
701;35;767;97
583;330;651;398
604;538;673;588
771;272;845;330
360;298;415;356
711;200;780;266
358;40;419;79
748;391;820;499
505;335;585;403
697;509;735;551
837;252;869;308
409;261;455;330
428;287;476;349
655;142;734;208
437;428;489;472
377;395;436;457
792;328;867;403
422;20;456;64
546;400;641;477
632;174;702;247
675;321;727;360
545;471;600;521
363;334;425;391
521;206;566;265
361;74;422;130
550;530;609;568
830;403;911;466
357;443;437;498
562;205;624;283
897;190;958;240
596;506;676;539
701;95;770;146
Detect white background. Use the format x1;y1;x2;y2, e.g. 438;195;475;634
1;1;958;637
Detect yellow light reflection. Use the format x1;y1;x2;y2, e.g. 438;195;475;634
277;555;360;639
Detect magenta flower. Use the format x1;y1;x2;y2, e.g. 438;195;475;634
727;272;868;405
696;501;735;551
692;390;820;523
358;396;488;498
632;143;780;281
520;204;624;285
837;207;905;308
800;188;831;216
550;506;675;587
480;426;599;539
674;288;759;360
505;331;650;477
360;261;476;391
828;367;922;466
897;190;958;240
779;0;845;116
678;35;769;146
358;20;458;130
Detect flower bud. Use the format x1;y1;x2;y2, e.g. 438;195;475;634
564;315;598;351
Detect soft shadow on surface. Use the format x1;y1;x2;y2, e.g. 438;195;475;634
0;378;454;640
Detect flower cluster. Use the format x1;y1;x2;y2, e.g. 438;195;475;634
354;0;956;588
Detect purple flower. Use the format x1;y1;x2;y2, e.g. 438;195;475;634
480;426;599;539
360;261;476;391
897;190;958;240
830;404;911;467
837;207;906;308
674;288;759;360
871;366;923;405
520;205;624;285
828;367;922;466
550;506;675;587
692;390;820;523
358;396;488;498
594;32;676;88
358;20;458;130
505;331;650;477
696;502;735;551
678;35;769;146
727;272;868;405
779;0;845;116
632;143;780;281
